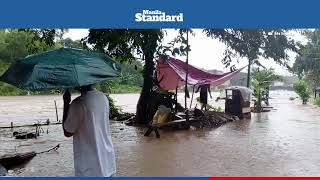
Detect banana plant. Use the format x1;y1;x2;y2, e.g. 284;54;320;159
251;68;281;112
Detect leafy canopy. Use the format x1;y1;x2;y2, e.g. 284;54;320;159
292;30;320;89
204;29;298;69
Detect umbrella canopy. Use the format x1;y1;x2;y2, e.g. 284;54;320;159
0;48;121;91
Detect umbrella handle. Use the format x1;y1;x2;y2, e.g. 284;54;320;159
64;88;70;93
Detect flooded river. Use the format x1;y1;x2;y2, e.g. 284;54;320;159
0;91;320;176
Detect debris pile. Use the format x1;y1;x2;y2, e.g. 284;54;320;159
113;113;135;122
194;111;240;128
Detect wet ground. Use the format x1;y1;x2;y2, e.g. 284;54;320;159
0;91;320;176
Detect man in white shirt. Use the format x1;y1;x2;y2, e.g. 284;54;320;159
62;84;116;177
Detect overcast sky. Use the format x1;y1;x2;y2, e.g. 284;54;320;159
64;29;307;76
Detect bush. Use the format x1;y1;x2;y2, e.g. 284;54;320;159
105;93;122;118
293;80;311;104
314;97;320;107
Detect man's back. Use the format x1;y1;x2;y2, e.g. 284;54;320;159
64;90;116;176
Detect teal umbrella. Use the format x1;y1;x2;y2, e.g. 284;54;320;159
0;48;121;91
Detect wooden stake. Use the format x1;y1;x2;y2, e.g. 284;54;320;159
54;100;59;122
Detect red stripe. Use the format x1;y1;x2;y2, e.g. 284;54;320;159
209;177;320;180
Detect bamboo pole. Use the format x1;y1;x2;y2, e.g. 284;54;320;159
0;121;61;129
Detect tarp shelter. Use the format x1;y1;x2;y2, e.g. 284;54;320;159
156;57;246;90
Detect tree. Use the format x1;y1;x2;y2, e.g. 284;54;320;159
86;29;164;124
251;68;281;111
292;30;320;90
293;80;311;104
0;30;33;64
203;29;298;87
85;29;192;124
118;61;143;86
58;38;85;49
0;30;33;95
0;29;65;95
18;29;65;54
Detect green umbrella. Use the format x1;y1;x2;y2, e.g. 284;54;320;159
0;48;121;91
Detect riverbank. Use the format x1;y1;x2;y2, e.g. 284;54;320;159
0;84;141;96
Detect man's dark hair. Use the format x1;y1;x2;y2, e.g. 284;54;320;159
75;84;95;93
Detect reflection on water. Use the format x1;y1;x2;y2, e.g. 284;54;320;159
0;91;320;176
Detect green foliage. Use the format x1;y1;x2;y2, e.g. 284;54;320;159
0;29;62;95
251;68;281;90
293;80;311;104
58;38;86;49
118;61;143;86
86;29;165;62
0;30;143;96
0;29;60;63
0;30;33;63
204;29;298;69
95;61;143;94
107;84;141;94
0;29;144;119
18;29;66;53
215;106;224;112
195;97;224;112
251;68;281;110
0;63;28;95
160;29;194;57
314;97;320;107
292;30;320;90
105;93;122;118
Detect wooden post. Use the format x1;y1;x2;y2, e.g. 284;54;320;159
184;29;190;127
54;100;59;122
175;86;178;101
247;58;252;88
266;87;270;106
10;122;13;130
189;85;195;109
175;86;178;112
35;124;39;138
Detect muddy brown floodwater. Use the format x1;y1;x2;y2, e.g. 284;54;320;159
0;91;320;176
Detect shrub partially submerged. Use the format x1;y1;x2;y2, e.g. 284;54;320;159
293;80;311;104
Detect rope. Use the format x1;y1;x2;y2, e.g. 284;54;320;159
36;144;60;155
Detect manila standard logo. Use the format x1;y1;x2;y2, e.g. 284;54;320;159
135;10;183;22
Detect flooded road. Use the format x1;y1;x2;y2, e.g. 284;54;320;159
0;91;320;176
